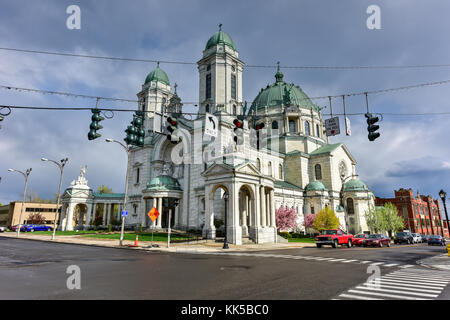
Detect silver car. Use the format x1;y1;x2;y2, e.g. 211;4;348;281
0;226;7;232
412;233;422;243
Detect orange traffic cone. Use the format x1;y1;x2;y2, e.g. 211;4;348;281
129;234;139;247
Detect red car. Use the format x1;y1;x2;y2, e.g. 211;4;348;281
353;234;369;246
363;234;391;247
315;229;353;248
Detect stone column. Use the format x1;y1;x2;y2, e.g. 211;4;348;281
203;186;215;239
174;202;179;229
270;189;276;227
254;185;260;228
157;197;163;228
59;203;67;230
86;203;92;227
65;203;75;231
102;203;107;226
260;186;266;227
266;191;270;227
106;203;111;225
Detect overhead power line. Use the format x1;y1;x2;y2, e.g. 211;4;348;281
2;78;450;106
2;46;450;70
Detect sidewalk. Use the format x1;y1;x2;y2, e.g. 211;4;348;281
0;232;315;253
418;252;450;271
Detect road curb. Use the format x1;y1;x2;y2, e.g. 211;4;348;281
417;254;450;271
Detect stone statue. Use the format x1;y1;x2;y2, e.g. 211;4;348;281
80;165;87;178
162;162;173;176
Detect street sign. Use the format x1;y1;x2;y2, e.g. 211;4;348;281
204;112;218;137
325;117;340;136
148;207;160;222
121;210;128;217
345;116;351;136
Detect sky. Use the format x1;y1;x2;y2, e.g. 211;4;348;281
1;0;450;207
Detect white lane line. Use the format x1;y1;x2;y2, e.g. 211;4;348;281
382;275;449;285
360;261;372;264
314;257;334;261
366;279;446;290
354;286;439;298
389;272;450;281
373;278;447;287
370;262;384;266
338;293;381;300
362;283;442;294
382;263;399;267
399;264;414;268
341;259;358;263
329;258;347;262
347;289;431;300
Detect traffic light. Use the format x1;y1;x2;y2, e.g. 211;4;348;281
365;113;380;141
124;111;145;146
0;115;3;129
254;122;265;149
88;109;104;140
166;116;181;144
233;119;244;145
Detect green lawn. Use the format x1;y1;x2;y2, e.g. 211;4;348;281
287;238;315;243
82;232;191;242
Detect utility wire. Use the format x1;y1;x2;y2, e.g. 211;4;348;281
3;46;450;70
3;104;450;117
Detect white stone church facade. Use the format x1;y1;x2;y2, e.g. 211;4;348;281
60;27;375;244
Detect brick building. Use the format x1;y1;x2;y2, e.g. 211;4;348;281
375;188;449;238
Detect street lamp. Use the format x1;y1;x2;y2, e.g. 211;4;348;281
439;189;449;238
41;157;68;240
223;191;229;249
106;138;130;246
8;167;32;237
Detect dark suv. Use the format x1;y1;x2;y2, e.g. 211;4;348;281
394;232;414;244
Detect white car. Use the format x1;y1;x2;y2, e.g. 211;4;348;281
411;233;422;243
0;226;6;232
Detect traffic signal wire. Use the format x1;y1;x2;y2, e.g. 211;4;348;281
3;46;450;70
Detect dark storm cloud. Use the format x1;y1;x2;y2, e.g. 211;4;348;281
1;0;450;203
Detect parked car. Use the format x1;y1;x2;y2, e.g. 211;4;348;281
353;234;369;246
315;229;353;248
0;226;6;232
411;233;422;243
428;235;446;246
22;224;53;232
421;234;430;243
394;231;414;244
10;224;30;232
363;234;391;247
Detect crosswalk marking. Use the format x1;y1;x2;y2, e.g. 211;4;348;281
382;263;399;267
341;259;358;263
336;268;450;300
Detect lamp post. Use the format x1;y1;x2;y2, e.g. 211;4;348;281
41;157;68;240
223;191;229;249
106;138;130;246
8;168;32;237
439;189;449;238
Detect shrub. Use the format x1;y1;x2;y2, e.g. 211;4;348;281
279;231;292;239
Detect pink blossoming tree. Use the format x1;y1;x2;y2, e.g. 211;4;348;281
303;213;318;236
275;206;298;231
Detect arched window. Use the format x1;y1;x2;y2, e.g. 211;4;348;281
305;121;310;135
346;198;355;215
272;121;278;129
232;104;236;115
279;164;283;179
314;164;322;180
256;158;261;171
289;119;296;132
205;104;210;113
316;124;320;137
268;161;272;176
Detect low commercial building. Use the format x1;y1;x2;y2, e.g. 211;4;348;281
376;188;449;238
0;202;61;227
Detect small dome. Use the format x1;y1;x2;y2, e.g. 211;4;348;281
145;64;170;86
344;179;369;192
305;181;327;191
205;26;236;51
250;66;316;112
147;175;181;191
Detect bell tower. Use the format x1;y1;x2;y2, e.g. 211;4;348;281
197;25;244;117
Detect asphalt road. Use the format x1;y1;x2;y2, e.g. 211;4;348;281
0;237;448;300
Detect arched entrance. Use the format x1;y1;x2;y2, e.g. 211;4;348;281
203;184;229;239
73;203;87;229
239;184;254;239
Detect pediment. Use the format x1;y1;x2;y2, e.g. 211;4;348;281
234;162;261;176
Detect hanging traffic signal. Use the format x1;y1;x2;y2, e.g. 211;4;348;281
254;122;265;149
365;113;380;141
233;119;244;145
88;109;104;140
133;111;145;147
166;116;181;144
124;124;137;145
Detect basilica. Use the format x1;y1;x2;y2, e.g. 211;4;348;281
59;27;375;244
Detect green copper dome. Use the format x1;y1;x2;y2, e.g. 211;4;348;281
343;179;369;192
146;175;181;191
205;26;236;51
250;66;317;112
145;64;170;86
305;181;327;191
